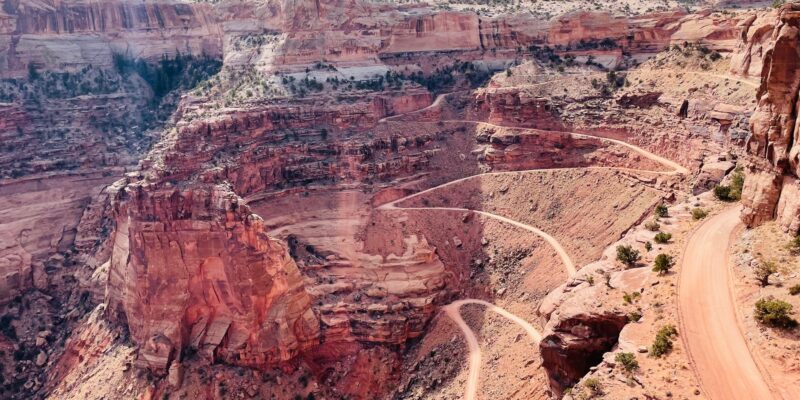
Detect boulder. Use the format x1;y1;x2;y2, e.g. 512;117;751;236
540;310;628;395
741;170;782;227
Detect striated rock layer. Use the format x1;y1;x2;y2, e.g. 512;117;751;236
106;180;320;372
740;3;800;230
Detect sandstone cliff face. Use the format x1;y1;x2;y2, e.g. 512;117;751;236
106;181;319;372
0;1;780;396
740;4;800;230
540;310;628;395
474;87;562;130
1;0;222;75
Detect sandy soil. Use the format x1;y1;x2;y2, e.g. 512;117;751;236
443;299;541;400
732;222;800;399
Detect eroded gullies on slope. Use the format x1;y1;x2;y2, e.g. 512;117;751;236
0;0;781;399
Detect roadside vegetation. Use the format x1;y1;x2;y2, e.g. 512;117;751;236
616;245;641;268
754;297;797;329
652;254;674;275
651;325;678;357
714;167;745;202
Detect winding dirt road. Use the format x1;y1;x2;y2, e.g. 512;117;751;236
378;201;577;276
379;111;689;398
378;86;777;399
442;299;543;400
375;83;703;397
678;206;775;400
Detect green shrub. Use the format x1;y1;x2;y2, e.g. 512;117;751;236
713;169;745;202
584;377;602;394
653;232;672;244
651;325;678;357
616;245;641;267
788;235;800;255
623;291;641;304
754;297;797;329
691;208;708;220
0;315;16;340
655;204;669;218
714;185;732;201
730;167;744;199
628;310;642;322
652;253;675;275
27;63;39;80
789;285;800;296
714;167;744;201
644;241;652;252
755;260;778;287
615;352;639;373
644;220;660;231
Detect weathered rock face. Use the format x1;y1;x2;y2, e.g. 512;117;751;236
0;0;223;75
106;181;320;372
474;87;562;130
0;1;782;397
385;12;482;53
740;4;800;230
729;11;778;78
548;12;626;46
741;169;783;227
0;172;121;304
540;311;628;395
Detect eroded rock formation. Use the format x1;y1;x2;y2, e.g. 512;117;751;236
0;0;780;398
540;310;629;395
740;3;800;230
106;181;319;372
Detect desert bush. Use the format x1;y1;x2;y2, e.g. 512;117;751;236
788;235;800;255
730;167;744;198
652;253;675;275
628;310;642;322
755;260;778;287
653;232;672;244
655;204;669;218
644;241;652;252
790;284;800;296
0;315;16;340
615;352;639;373
651;325;678;357
623;291;641;304
754;297;797;329
715;169;744;201
584;377;602;394
691;208;708;220
616;245;641;267
714;185;732;201
644;220;660;231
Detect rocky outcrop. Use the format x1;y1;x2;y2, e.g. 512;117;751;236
106;181;320;372
0;172;120;304
740;4;800;230
385;12;481;53
548;12;627;46
540;311;628;395
474;87;562;130
1;0;222;75
741;169;782;227
729;11;778;78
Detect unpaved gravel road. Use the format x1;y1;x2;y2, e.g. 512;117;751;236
678;206;776;400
